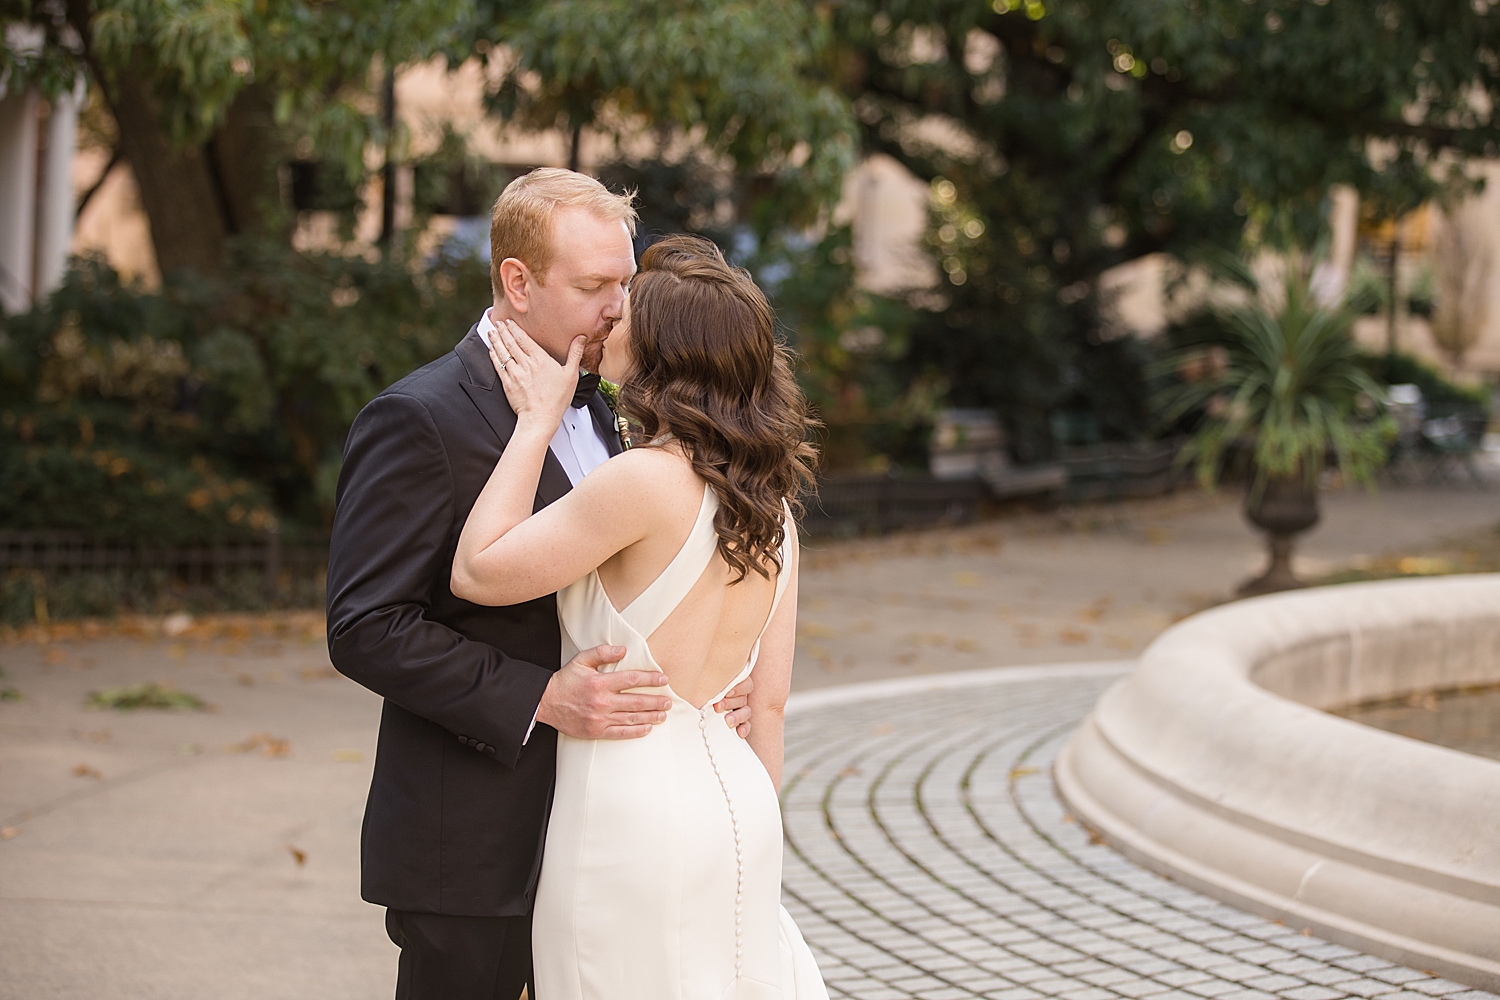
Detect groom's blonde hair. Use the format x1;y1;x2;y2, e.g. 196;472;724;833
489;168;638;291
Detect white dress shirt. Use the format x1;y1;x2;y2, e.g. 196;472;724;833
474;308;613;743
475;309;612;485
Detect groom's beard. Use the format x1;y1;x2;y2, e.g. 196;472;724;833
581;329;611;373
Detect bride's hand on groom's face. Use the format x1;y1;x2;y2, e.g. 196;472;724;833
490;319;586;428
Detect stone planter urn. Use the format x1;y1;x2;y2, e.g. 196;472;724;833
1238;474;1320;596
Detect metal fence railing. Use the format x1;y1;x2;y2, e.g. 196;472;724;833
0;530;329;598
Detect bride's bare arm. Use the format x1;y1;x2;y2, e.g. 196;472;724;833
452;321;650;605
746;535;798;791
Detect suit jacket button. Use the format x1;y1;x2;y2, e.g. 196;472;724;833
457;734;467;743
475;742;487;752
486;746;497;756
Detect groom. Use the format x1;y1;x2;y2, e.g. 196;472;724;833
327;168;754;1000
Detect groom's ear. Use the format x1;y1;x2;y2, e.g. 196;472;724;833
497;257;533;314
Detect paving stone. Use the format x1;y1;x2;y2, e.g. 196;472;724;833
1268;960;1332;976
1299;967;1365;987
1236;948;1298;965
1112;979;1176;998
987;990;1046;1000
1120;959;1187;978
1243;975;1310;992
1370;971;1437;987
1279;986;1348;1000
1082;969;1148;988
1157;970;1216;988
1204;962;1276;983
1336;979;1405;997
1404;982;1474;997
1184;980;1243;998
1335;958;1400;974
1059;989;1118;1000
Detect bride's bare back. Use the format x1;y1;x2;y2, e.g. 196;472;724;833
596;446;779;709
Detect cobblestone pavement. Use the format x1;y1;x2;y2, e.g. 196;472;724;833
779;666;1498;1000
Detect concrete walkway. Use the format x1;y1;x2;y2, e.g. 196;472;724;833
0;483;1496;998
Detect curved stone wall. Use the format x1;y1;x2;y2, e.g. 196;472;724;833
1054;575;1500;990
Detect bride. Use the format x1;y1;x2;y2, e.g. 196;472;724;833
451;234;828;1000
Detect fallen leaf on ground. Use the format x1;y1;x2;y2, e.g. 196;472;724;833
287;845;306;867
1009;766;1039;780
953;571;982;587
1078;596;1114;622
299;666;337;682
236;673;256;687
72;763;102;779
332;749;364;762
87;682;205;712
227;733;291;757
1058;627;1090;645
0;827;18;840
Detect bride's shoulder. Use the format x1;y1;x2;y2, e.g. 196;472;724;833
574;445;698;501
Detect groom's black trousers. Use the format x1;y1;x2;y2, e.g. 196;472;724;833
386;909;534;1000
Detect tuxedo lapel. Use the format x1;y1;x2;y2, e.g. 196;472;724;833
455;328;575;509
586;393;625;458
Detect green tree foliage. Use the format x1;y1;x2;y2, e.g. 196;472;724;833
3;0;472;275
484;0;856;230
1;0;853;276
828;0;1500;455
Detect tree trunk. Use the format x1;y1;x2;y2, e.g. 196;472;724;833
103;71;229;278
208;84;285;239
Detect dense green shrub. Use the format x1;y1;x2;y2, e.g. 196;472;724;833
1;244;492;543
1359;351;1490;414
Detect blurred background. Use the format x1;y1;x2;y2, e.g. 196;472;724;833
0;0;1497;622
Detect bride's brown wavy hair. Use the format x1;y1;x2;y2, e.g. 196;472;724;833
619;234;819;582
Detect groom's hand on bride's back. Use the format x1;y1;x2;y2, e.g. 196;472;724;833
536;644;673;739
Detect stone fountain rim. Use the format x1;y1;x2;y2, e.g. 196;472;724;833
1054;573;1500;989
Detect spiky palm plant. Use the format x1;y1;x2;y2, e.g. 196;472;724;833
1159;248;1395;593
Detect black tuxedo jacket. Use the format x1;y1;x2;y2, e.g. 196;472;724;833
326;327;623;917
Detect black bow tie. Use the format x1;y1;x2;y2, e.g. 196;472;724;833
572;371;601;409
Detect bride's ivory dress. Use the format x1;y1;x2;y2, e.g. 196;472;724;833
533;485;828;1000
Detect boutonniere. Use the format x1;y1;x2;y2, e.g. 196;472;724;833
598;379;634;450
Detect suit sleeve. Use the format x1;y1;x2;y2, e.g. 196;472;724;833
325;391;552;767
